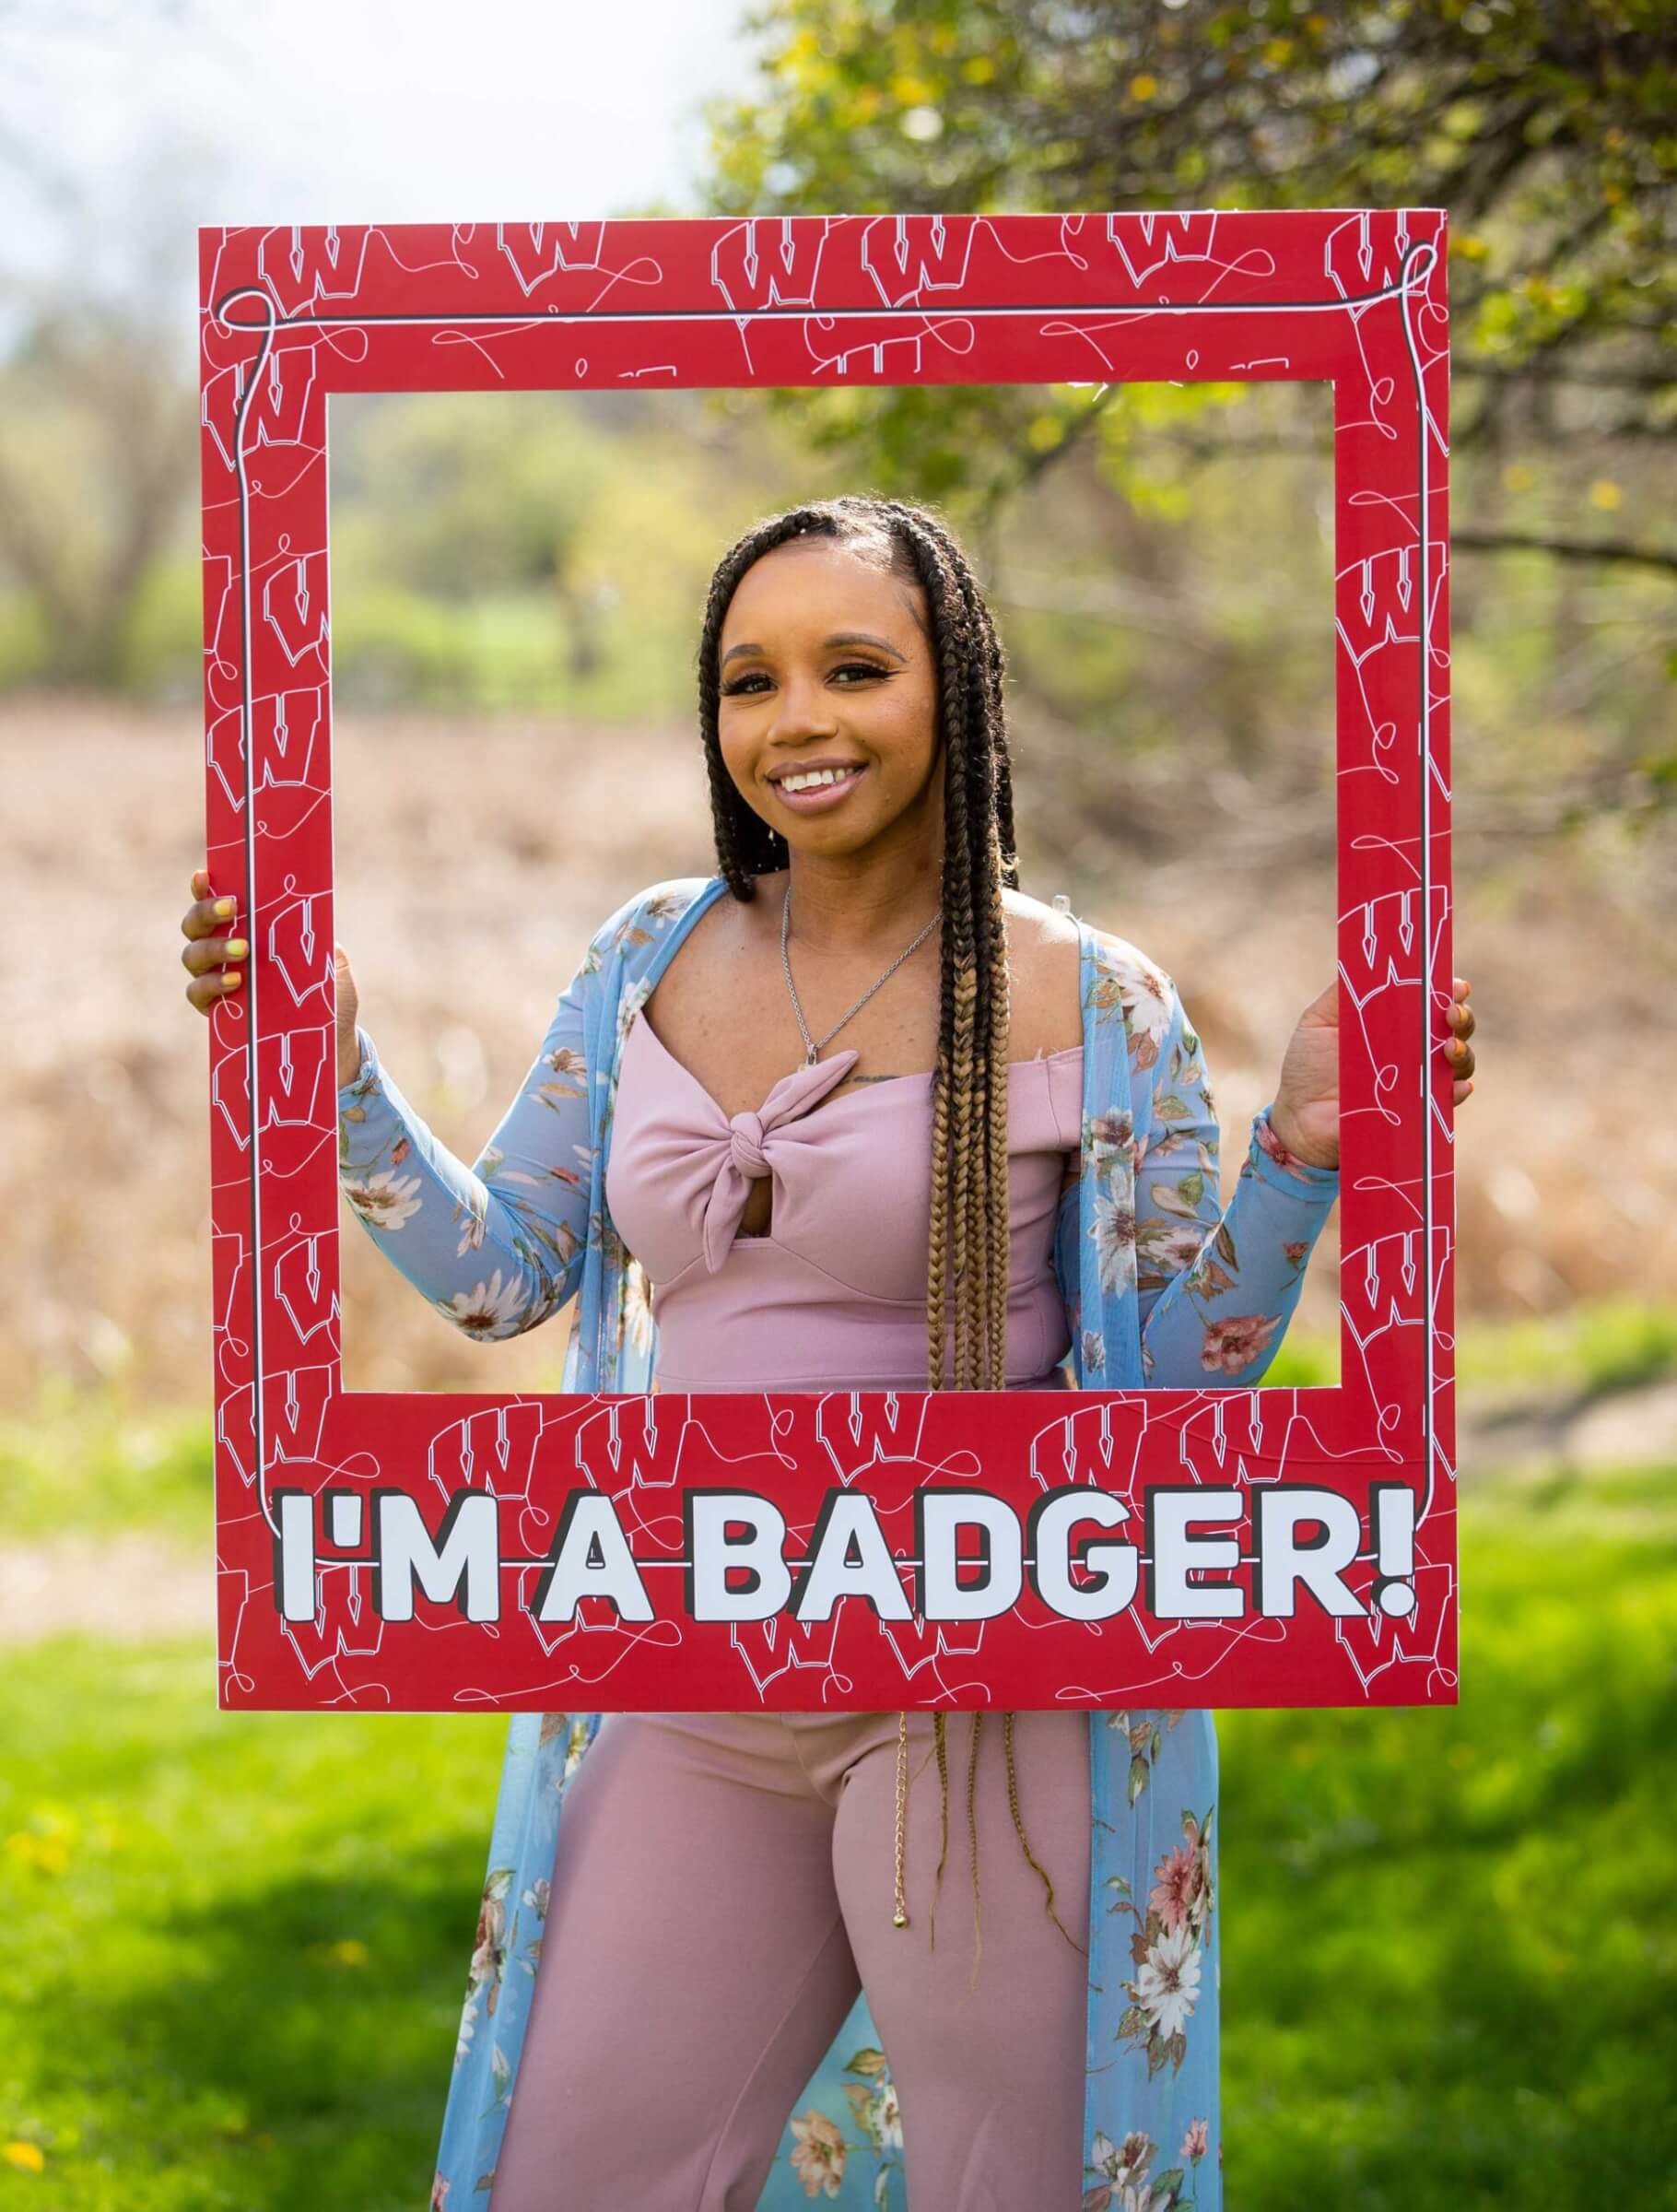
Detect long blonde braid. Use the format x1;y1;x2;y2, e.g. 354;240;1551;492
698;496;1084;1969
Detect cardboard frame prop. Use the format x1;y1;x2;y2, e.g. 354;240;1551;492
199;209;1456;1714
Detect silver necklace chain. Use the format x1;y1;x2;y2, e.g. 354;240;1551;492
780;885;941;1067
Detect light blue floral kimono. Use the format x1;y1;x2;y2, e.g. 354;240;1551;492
335;874;1341;2210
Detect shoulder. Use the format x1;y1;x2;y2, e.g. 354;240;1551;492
1081;923;1194;1080
1085;924;1178;1005
1002;888;1084;1057
1007;890;1190;1060
585;876;722;965
1003;890;1176;987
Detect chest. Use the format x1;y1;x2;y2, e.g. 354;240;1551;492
606;1007;1085;1290
639;894;1078;1124
643;929;943;1124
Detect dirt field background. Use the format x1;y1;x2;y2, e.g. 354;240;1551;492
6;692;1674;1411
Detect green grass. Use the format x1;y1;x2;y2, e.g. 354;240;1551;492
1245;1296;1677;1397
2;1486;1672;2206
1221;1489;1677;2209
0;1645;506;2208
3;1303;1674;2202
0;1344;1353;1528
0;1382;212;1546
11;1300;1671;1548
1251;1328;1338;1388
1452;1295;1677;1397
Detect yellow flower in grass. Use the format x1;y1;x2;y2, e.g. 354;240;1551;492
308;1936;370;1968
5;1830;70;1876
4;2141;46;2172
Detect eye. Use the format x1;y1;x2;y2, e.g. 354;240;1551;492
831;661;893;685
721;671;772;697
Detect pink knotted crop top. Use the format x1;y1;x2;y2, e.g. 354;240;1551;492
604;1008;1084;1391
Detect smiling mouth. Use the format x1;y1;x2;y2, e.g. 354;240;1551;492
773;764;865;793
771;763;868;806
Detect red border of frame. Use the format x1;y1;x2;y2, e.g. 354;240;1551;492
198;210;1456;1713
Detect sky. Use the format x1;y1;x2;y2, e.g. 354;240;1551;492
0;0;758;350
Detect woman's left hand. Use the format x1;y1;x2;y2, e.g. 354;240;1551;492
1266;974;1477;1172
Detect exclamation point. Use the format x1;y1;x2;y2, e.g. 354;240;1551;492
1370;1486;1417;1618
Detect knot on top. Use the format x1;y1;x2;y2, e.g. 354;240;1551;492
729;1111;768;1181
698;1046;861;1273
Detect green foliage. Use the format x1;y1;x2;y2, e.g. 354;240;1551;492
1202;1296;1677;1395
116;554;205;707
984;376;1336;779
1453;1295;1677;1395
0;297;196;688
0;383;852;717
0;1384;212;1546
0;586;49;687
330;391;611;606
702;0;1677;531
322;388;853;723
1095;1303;1677;1420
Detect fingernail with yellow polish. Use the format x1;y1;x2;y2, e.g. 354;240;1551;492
216;896;236;917
226;938;249;959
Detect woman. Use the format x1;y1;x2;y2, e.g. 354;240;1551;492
182;495;1479;2211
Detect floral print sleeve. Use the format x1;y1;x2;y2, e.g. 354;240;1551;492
1083;934;1340;1387
335;956;596;1344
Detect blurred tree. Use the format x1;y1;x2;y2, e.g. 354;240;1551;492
0;3;204;687
703;0;1675;571
333;393;613;677
0;284;195;688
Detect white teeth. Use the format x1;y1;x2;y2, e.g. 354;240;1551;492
780;767;859;793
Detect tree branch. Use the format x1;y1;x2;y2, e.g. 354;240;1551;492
1452;529;1677;576
1465;360;1677;394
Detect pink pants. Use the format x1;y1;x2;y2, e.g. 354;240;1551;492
488;1706;1093;2211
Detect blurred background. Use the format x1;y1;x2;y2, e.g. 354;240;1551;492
1;2;1672;2206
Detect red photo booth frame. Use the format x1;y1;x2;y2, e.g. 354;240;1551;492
198;209;1456;1715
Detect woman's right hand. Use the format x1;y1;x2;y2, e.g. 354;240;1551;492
181;867;363;1087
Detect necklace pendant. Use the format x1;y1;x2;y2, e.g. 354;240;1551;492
804;1044;820;1067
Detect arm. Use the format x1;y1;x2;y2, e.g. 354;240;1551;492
335;954;594;1344
1061;928;1340;1386
1132;970;1340;1384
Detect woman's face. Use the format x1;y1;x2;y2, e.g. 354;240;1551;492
715;535;941;865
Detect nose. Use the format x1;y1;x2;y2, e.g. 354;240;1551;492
768;668;840;744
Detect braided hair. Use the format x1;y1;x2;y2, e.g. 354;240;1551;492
697;496;1084;1963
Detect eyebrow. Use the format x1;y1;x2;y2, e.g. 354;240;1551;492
721;631;909;667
